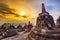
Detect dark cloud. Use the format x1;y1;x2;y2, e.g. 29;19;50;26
0;3;19;17
0;0;42;12
20;15;28;18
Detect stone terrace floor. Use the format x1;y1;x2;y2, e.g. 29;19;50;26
2;31;30;40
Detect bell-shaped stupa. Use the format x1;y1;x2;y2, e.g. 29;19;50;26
26;3;60;40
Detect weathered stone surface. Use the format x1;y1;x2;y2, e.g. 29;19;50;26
27;21;33;31
2;29;17;39
56;16;60;28
23;21;33;32
2;31;29;40
26;3;60;40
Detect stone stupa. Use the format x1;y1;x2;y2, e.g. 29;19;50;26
56;16;60;28
24;21;33;32
36;3;55;30
26;3;60;40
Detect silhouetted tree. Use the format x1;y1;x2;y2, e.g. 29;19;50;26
9;24;15;29
0;23;10;32
23;24;27;31
17;24;22;29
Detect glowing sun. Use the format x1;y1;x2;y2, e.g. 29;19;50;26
20;11;25;16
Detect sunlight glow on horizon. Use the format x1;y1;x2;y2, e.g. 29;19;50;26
0;0;42;24
20;11;25;16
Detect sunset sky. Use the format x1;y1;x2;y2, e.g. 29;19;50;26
0;0;60;24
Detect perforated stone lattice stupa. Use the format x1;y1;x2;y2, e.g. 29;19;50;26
26;3;60;40
36;3;55;29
